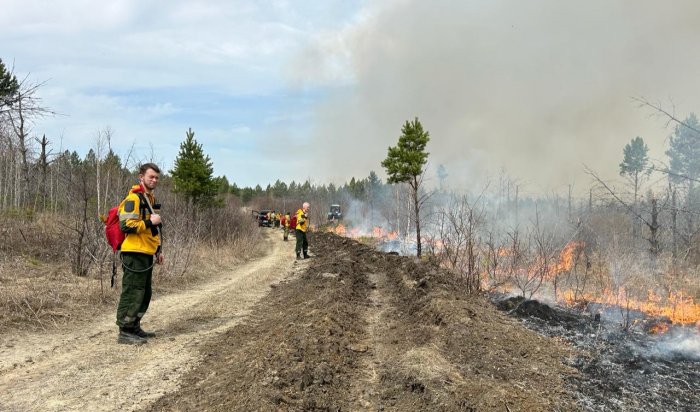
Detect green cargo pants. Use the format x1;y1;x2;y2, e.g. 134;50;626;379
116;252;154;328
295;229;308;257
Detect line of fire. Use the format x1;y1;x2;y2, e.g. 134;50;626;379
320;190;700;339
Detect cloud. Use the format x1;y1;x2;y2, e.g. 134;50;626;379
1;0;371;188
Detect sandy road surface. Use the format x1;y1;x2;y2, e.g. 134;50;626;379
0;229;297;412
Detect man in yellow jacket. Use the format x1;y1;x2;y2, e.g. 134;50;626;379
282;212;290;241
295;202;310;259
116;163;164;344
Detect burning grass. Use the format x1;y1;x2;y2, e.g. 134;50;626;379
325;220;700;332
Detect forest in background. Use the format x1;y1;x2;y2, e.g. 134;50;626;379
1;58;699;331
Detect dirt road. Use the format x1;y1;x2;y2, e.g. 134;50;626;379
0;230;298;412
150;233;578;412
1;231;579;411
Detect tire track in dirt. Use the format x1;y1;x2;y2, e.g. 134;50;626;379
0;229;296;412
145;232;577;411
348;270;390;410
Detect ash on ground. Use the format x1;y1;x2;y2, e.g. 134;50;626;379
495;295;700;412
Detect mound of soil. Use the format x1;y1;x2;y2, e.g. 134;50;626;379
150;232;578;411
497;296;582;325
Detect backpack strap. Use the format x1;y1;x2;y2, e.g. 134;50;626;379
136;191;161;249
111;254;117;288
136;192;154;214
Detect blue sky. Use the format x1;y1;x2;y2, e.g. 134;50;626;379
4;0;700;195
2;0;365;187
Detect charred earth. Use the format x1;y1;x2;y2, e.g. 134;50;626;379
150;232;578;411
496;295;700;411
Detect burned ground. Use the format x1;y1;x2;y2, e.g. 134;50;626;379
150;232;578;411
496;296;700;411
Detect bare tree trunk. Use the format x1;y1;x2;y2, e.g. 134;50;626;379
395;185;400;239
649;197;659;258
412;176;422;257
14;154;20;209
3;133;16;209
0;149;8;210
10;93;31;208
35;134;50;211
672;187;678;260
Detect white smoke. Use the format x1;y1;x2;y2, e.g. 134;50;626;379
654;330;700;360
291;0;700;195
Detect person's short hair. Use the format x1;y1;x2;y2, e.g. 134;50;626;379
139;163;161;175
303;202;310;208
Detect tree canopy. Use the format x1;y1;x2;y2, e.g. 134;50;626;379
0;58;19;108
619;136;650;181
666;113;700;183
381;117;430;185
170;128;217;206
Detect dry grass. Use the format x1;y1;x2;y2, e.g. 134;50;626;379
0;212;264;332
399;345;467;387
0;258;110;331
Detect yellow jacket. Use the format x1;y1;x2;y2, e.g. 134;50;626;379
295;208;309;232
119;184;161;255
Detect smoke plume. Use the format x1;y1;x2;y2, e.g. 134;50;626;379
292;0;700;194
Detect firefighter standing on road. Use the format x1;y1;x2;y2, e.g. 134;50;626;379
115;163;164;345
295;202;310;259
282;212;290;241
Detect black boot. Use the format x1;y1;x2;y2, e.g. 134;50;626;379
117;327;147;345
296;252;303;260
303;251;310;259
134;319;156;338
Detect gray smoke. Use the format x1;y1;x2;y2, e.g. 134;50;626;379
291;0;700;193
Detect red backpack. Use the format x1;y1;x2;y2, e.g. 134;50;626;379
104;204;125;252
103;191;147;252
289;214;297;229
101;187;149;287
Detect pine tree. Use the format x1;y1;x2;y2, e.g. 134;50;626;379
366;171;383;227
213;176;230;194
230;182;241;197
170;128;217;206
619;136;650;205
241;187;254;203
437;164;448;191
0;58;19;110
666;113;700;182
381;117;430;257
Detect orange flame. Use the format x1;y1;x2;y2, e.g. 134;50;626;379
649;322;670;334
553;241;584;274
326;224;399;241
559;288;700;327
330;223;346;236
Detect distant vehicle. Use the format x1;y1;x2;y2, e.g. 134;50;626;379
327;204;343;221
252;209;273;227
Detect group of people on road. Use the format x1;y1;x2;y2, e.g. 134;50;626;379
266;210;281;228
112;162;312;345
